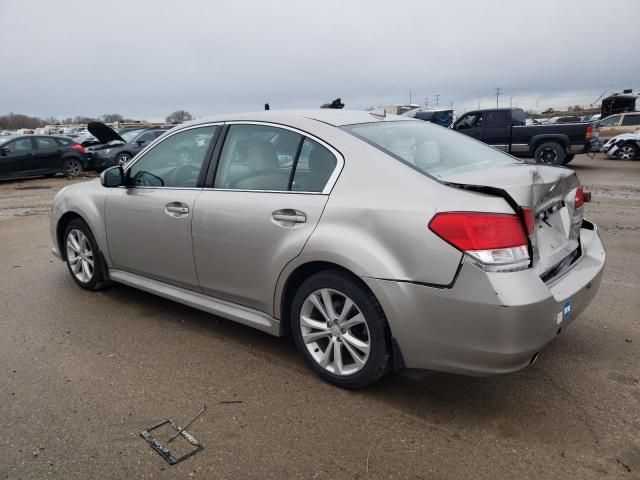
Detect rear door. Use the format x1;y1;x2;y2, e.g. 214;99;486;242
481;110;511;151
32;137;62;173
620;114;640;134
192;123;341;314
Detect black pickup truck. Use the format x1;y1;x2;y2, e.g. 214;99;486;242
451;108;595;165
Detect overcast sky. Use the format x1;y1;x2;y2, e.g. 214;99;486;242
1;0;639;120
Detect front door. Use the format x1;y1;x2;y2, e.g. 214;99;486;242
105;124;220;289
192;123;340;314
0;137;35;178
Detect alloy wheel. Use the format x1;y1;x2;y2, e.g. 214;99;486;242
539;148;557;164
299;288;371;376
63;159;82;176
617;145;636;160
66;229;94;283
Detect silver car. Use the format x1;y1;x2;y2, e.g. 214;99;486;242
50;110;606;389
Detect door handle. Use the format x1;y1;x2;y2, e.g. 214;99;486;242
272;209;306;224
165;202;189;218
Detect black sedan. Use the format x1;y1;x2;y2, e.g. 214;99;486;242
0;135;88;180
87;122;170;169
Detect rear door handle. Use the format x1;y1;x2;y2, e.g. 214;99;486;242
272;209;306;224
165;202;189;217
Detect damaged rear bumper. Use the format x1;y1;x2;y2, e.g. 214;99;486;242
363;222;606;376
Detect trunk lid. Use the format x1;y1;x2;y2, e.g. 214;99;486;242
444;163;583;278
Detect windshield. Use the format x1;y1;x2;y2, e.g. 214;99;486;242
121;130;143;142
0;136;15;146
342;120;519;180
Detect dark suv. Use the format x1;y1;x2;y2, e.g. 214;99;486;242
87;122;170;169
0;135;88;180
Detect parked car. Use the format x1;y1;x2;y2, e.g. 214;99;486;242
596;112;640;141
86;122;170;169
452;108;595;165
0;135;88;180
50;110;605;388
602;131;640;160
401;108;454;127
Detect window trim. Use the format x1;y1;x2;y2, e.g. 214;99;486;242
122;122;223;190
203;121;344;195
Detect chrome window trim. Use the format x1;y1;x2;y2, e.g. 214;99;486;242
220;121;345;195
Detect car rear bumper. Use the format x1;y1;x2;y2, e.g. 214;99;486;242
363;222;605;376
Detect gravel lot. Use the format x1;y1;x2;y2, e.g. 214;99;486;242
0;154;638;479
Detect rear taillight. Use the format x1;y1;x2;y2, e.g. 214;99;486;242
585;123;592;141
429;212;530;272
71;144;85;153
574;185;584;209
521;207;535;236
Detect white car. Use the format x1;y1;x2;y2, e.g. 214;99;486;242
602;131;640;160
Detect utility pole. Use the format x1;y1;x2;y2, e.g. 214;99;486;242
450;101;453;109
510;96;513;108
495;88;501;108
424;96;429;108
435;94;440;107
409;90;412;105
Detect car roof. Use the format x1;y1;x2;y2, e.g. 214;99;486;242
178;109;413;128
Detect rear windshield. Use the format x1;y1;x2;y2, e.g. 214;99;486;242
342;120;519;180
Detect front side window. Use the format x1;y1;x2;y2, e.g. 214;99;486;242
134;131;156;144
127;125;217;188
600;115;621;127
455;112;483;129
36;137;58;149
6;138;33;153
343;120;518;181
621;114;640;126
214;124;302;191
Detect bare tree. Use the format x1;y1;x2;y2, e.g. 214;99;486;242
166;110;193;123
101;113;124;123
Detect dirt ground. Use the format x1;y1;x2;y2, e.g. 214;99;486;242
0;154;638;479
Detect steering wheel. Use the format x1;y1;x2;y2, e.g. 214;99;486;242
171;164;201;187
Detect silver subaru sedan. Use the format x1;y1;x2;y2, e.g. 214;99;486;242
50;110;606;388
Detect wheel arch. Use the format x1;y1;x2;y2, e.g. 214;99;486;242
529;134;570;155
56;211;84;261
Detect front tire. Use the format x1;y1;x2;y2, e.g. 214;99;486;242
291;270;391;389
616;143;639;160
563;153;575;165
63;219;108;290
62;158;83;177
534;141;566;166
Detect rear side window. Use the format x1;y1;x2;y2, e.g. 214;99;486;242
292;138;337;192
56;137;72;146
35;137;58;149
483;110;510;128
214;124;338;192
621;114;640;126
214;124;301;191
343;120;518;181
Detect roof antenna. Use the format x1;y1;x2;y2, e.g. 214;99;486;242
264;103;270;111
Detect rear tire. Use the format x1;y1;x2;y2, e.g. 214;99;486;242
63;219;109;291
616;143;639;160
62;158;83;177
290;270;392;389
534;142;566;166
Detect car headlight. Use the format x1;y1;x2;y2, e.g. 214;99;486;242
96;148;112;155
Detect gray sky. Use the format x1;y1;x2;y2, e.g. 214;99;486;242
1;0;639;120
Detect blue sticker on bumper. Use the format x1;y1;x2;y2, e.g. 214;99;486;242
563;299;572;320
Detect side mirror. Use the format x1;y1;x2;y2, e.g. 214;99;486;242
100;166;125;188
0;147;9;156
135;139;147;146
